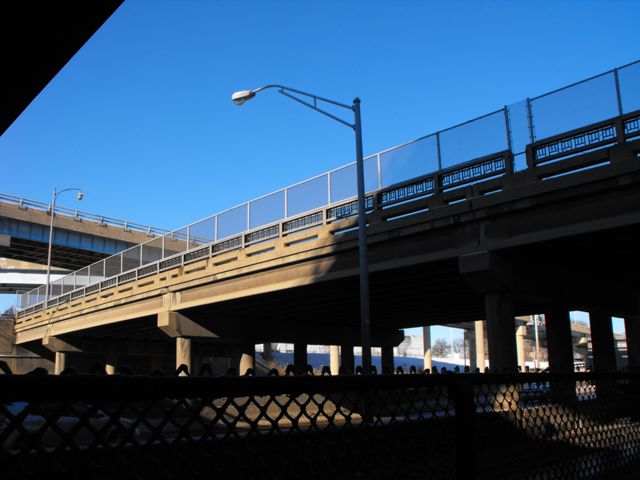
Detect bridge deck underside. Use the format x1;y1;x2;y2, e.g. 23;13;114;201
0;236;110;270
54;221;639;349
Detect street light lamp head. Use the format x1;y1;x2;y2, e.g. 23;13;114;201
77;191;84;201
231;90;256;106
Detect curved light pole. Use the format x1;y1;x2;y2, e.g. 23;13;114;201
231;85;372;373
45;187;84;304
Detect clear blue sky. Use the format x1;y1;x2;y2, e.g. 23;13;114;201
1;0;637;336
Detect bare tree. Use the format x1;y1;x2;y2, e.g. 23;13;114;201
397;336;410;357
431;338;449;358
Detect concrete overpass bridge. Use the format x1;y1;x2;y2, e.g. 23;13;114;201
0;193;168;293
13;60;640;377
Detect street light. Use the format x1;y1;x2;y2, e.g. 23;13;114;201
45;187;84;305
231;85;372;373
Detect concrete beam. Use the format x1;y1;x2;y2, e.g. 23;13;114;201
459;251;513;294
157;311;218;339
42;336;83;353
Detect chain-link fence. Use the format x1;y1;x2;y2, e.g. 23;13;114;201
1;372;639;479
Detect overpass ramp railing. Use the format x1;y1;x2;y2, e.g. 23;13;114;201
16;59;640;314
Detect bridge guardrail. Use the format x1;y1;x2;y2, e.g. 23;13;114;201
16;59;640;313
0;193;169;237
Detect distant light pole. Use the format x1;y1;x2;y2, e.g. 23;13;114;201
45;187;84;304
231;85;372;373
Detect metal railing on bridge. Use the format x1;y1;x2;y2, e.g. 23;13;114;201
1;371;639;479
0;193;169;238
16;59;640;313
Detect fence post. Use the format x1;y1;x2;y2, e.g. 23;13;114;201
614;69;624;116
503;107;515;174
436;132;443;171
526;98;535;144
452;377;476;480
613;69;627;145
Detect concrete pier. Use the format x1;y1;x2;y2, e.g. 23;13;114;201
624;315;640;370
54;351;66;375
422;326;432;371
475;320;486;370
330;345;340;375
484;292;517;372
341;344;354;375
381;345;394;374
294;342;307;374
589;310;617;372
545;309;574;373
176;337;192;375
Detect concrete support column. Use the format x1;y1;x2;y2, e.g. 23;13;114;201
238;344;255;376
475;320;486;370
293;342;307;374
54;351;66;375
176;337;192;375
262;342;273;361
105;352;117;375
466;329;477;370
329;345;340;375
341;344;354;375
545;309;574;373
624;315;640;370
381;345;394;374
590;310;617;372
484;292;517;372
422;326;432;371
516;326;527;370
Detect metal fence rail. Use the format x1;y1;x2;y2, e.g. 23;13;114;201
0;193;170;237
17;59;640;311
0;371;639;479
